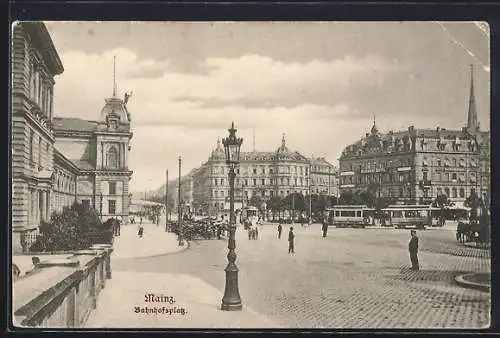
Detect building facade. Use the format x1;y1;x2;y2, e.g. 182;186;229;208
11;22;64;243
338;66;490;208
189;135;338;214
52;92;134;221
11;22;134;253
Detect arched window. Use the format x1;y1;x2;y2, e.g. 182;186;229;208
107;146;119;168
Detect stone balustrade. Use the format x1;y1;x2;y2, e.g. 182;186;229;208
13;244;113;328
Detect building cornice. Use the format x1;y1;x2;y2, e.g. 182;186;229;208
53;130;93;139
94;131;133;138
23;22;64;75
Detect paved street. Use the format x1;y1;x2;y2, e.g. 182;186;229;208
112;223;490;329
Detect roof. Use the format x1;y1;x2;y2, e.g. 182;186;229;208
309;157;335;167
71;160;95;171
52;117;99;133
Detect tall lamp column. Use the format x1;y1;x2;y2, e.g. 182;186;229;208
221;122;243;311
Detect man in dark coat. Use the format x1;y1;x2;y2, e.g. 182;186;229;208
409;230;419;270
322;220;328;238
277;223;282;239
288;227;295;254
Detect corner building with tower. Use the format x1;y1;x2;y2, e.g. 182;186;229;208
11;22;133;253
338;65;490;208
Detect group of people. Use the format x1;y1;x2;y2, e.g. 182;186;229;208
276;223;295;254
275;222;420;270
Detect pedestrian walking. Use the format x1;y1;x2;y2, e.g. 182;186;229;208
277;223;282;239
138;224;144;238
322;220;328;238
288;226;295;254
408;230;419;270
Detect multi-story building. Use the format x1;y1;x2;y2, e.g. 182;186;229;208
188;134;338;215
309;157;339;197
11;22;64;251
11;22;134;253
338;65;490;208
52;89;134;220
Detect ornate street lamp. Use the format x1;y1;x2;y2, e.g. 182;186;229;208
221;122;243;311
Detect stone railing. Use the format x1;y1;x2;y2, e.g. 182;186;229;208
13;244;113;328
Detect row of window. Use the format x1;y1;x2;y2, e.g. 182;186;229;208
82;198;118;214
54;170;75;193
420;137;477;152
341;155;479;173
210;189;312;199
29;56;54;117
211;165;310;175
28;129;48;167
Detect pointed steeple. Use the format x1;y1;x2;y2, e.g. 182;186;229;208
281;132;286;148
371;113;378;134
467;64;480;133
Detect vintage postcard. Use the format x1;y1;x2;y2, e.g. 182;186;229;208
11;21;490;329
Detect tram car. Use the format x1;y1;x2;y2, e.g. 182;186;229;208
326;205;374;228
381;205;440;230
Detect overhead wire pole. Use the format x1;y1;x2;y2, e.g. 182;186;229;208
165;169;169;232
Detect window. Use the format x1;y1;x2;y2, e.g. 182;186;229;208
261;179;265;185
459;188;465;198
269;169;273;174
253;168;257;174
451;173;457;181
253;179;257;186
237;168;240;174
108;200;116;214
444;188;450;197
109;182;117;195
38;136;42;166
270;191;274;197
220;179;224;185
220;191;224;197
29;130;34;163
244;179;248;186
261;190;265;197
262;168;265;174
214;179;218;186
451;188;457;198
107;146;119;168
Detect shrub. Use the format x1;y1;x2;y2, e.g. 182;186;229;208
30;202;107;252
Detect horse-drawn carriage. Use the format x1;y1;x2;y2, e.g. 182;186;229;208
455;207;490;246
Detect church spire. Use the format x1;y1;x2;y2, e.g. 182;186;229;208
370;113;378;134
467;64;479;133
281;132;286;147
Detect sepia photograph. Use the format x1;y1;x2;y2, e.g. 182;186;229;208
11;21;490;329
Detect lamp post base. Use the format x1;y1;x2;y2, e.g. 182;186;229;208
221;264;242;311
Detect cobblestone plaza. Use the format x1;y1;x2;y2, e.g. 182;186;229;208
112;224;490;328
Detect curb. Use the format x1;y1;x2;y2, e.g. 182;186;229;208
455;273;490;293
116;241;191;260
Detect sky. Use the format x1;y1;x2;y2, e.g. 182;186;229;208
44;21;490;193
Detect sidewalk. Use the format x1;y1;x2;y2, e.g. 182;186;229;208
85;271;281;328
113;223;187;259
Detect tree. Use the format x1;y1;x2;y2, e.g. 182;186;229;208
465;188;482;221
267;196;283;220
432;194;451;225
